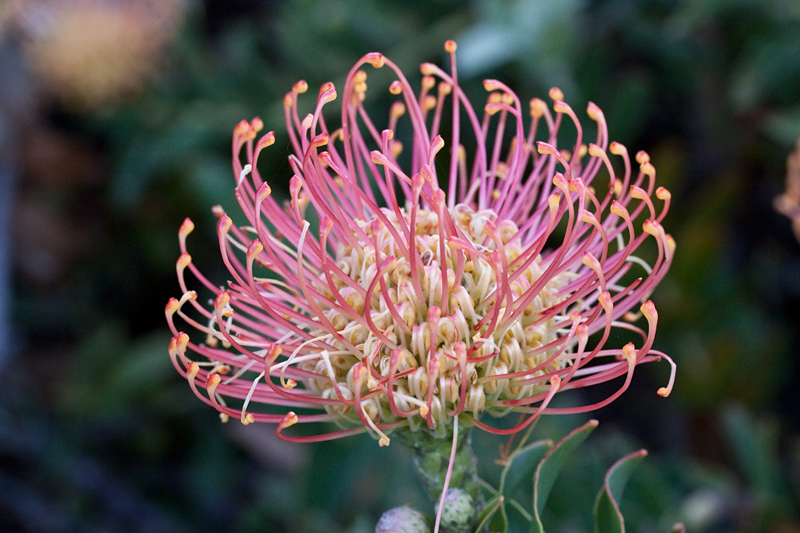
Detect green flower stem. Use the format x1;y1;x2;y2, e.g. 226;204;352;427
395;420;482;532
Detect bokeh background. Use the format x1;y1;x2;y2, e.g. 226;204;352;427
2;0;800;531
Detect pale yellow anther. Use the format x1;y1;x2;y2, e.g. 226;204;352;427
483;79;503;92
365;53;384;68
553;100;571;114
257;183;272;202
391;140;403;158
319;87;338;105
578;144;588;158
207;372;221;394
485;103;503;116
431;135;445;154
549;87;564;101
641;300;658;322
390;101;406;118
642;219;662;237
444;40;457;53
354;81;368;94
487;92;502;105
179;291;197;306
548;192;561;212
552;172;569;193
656;187;671;201
622;343;637;361
610;201;628;218
179;218;195;238
630;185;648;200
582;252;601;271
423;95;437;110
256;132;275;152
529;98;546;118
293;80;308;94
666;235;676;254
247;240;264;259
598;291;613;311
635;150;650;164
586;101;603;121
560;149;572;163
379;436;390;447
241;413;255;425
438;82;452;95
588;143;605;158
165;298;180;315
187;361;199;379
418;405;429;417
389;80;402;95
213;288;231;308
279;412;299;430
609;141;626;156
177;253;192;270
422;75;436;90
640;161;655;177
370;151;386;165
283;93;293;108
537;142;558;157
420;62;436;75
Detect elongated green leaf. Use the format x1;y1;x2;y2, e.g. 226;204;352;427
594;449;647;533
500;439;553;497
475;494;504;533
532;420;598;533
489;499;509;533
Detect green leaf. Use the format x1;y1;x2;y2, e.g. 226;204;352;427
594;449;647;533
532;419;598;533
489;501;509;533
500;439;553;497
475;494;504;533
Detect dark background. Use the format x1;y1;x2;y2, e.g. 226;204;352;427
2;0;800;531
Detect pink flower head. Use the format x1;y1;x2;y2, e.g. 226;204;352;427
166;41;676;445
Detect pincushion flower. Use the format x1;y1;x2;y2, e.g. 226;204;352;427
165;41;676;449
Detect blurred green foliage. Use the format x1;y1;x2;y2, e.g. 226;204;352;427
5;0;800;531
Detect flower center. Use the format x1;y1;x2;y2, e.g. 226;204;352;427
304;204;572;433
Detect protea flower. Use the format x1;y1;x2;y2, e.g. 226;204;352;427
166;41;675;452
11;0;184;109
